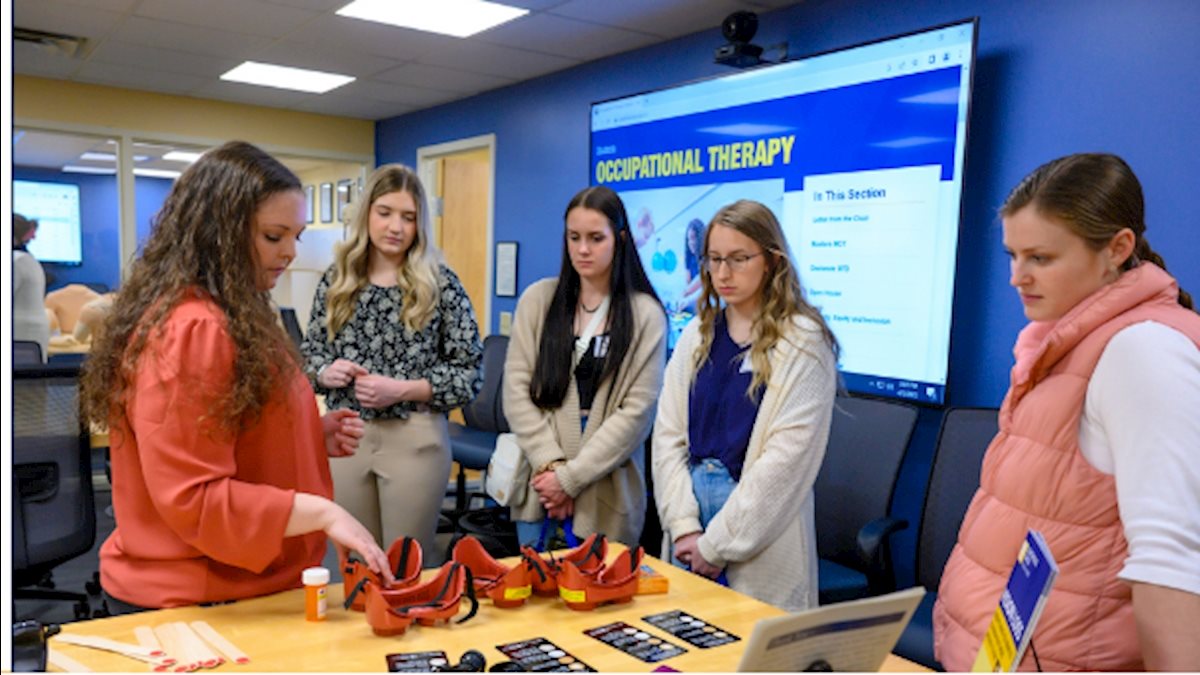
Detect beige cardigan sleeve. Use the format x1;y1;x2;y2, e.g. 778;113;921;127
652;318;705;543
557;294;667;497
503;280;568;473
697;323;836;568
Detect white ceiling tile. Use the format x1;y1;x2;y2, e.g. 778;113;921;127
416;40;580;80
550;0;742;39
14;0;128;39
74;61;210;95
373;63;515;95
287;13;461;63
54;0;140;11
110;16;274;59
86;41;241;78
259;0;347;10
133;0;321;38
478;12;659;61
252;40;403;79
192;80;318;108
294;95;411;120
336;79;461;107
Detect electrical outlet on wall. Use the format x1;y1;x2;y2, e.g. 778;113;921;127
499;311;513;336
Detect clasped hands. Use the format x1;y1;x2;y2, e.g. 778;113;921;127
673;531;723;579
531;468;574;520
318;358;410;409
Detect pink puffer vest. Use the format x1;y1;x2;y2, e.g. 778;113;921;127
934;264;1200;671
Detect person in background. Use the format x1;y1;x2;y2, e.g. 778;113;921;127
504;185;666;549
935;153;1200;671
679;217;706;310
80;141;389;612
12;213;50;360
302;164;482;557
653;199;839;612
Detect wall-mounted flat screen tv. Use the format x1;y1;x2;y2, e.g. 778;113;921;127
591;19;978;405
14;179;84;265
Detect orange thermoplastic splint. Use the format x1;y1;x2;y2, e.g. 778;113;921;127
363;562;479;637
522;533;609;597
450;536;544;608
343;536;423;612
556;545;645;611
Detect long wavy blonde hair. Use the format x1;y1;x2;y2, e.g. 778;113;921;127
692;200;839;397
325;164;443;337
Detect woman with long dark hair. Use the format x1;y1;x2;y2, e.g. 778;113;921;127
81;141;390;612
503;186;666;548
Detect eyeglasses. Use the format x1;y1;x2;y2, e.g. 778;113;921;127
701;252;763;273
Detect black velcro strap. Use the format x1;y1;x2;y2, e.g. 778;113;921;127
344;577;368;610
456;567;479;625
395;536;414;579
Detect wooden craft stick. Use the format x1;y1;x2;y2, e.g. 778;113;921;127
154;623;194;672
135;627;178;670
48;648;93;672
175;622;222;668
170;623;205;671
190;621;251;665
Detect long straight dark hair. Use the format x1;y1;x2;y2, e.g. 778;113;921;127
530;186;660;410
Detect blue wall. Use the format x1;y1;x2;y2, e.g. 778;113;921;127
375;0;1200;587
15;166;175;292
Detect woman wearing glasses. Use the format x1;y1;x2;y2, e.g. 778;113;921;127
653;199;839;611
504;185;666;549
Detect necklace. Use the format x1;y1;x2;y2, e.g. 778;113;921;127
580;298;602;313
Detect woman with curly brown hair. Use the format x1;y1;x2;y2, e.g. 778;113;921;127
653;199;839;612
81;141;391;613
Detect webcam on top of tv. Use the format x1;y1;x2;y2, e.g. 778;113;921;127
715;11;787;68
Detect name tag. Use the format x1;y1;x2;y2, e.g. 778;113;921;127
594;336;610;358
739;354;753;374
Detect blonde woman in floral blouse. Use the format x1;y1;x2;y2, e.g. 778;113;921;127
302;164;482;556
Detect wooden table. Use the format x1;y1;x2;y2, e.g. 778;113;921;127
47;551;928;672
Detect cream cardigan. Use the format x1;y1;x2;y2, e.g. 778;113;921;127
653;313;836;611
503;278;667;546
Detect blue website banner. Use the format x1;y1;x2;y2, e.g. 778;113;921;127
593;67;962;193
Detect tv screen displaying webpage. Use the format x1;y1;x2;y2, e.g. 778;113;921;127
590;19;977;405
14;179;84;265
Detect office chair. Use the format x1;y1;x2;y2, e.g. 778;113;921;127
13;362;101;621
445;334;516;556
893;407;998;670
279;307;305;349
14;340;44;365
815;394;918;605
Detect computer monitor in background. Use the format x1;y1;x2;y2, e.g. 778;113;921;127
591;19;978;405
14;179;84;266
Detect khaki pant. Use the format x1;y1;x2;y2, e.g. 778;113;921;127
328;412;451;557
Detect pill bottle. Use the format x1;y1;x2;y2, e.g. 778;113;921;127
303;566;330;621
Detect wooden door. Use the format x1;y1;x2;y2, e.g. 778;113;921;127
434;147;491;336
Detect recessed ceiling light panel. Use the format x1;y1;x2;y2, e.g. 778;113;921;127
221;61;355;94
336;0;528;38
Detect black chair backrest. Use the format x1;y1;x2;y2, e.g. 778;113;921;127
13;340;43;365
462;334;509;433
12;363;96;583
280;307;304;349
814;394;919;567
915;407;998;591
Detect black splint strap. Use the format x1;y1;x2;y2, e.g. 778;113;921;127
344;577;369;610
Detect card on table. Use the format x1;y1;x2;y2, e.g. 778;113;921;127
583;621;688;663
642;609;741;649
386;650;450;672
495;637;596;672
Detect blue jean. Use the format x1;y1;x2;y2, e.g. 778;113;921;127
670;458;735;585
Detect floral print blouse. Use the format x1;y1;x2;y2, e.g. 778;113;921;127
301;264;483;421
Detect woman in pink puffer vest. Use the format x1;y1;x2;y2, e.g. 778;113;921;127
934;154;1200;671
